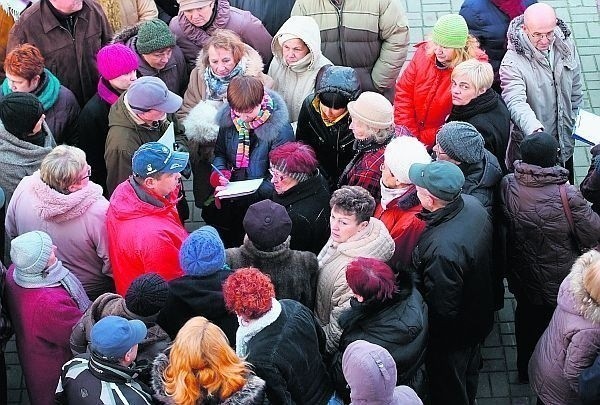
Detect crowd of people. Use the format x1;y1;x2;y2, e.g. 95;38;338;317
0;0;599;404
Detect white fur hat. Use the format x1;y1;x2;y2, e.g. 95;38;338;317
384;136;431;184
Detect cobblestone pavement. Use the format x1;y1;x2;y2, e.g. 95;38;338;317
6;0;600;403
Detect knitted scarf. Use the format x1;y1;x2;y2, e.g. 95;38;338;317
13;260;92;311
379;180;410;210
230;92;273;168
491;0;527;19
236;298;281;357
97;78;121;105
1;68;61;111
204;61;245;101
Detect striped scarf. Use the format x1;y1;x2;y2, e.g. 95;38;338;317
230;92;273;169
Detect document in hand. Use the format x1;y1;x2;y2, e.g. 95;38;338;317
215;179;263;199
573;109;600;146
158;122;175;150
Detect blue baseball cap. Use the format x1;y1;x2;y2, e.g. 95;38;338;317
132;142;189;177
408;160;465;201
90;316;147;358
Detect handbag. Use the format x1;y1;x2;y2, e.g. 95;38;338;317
559;184;585;254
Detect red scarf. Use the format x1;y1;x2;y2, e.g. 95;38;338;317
491;0;527;19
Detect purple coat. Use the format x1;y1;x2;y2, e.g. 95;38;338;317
4;266;83;405
529;250;600;405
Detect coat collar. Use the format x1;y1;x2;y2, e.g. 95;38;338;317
40;0;91;35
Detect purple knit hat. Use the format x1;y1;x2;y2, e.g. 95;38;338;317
97;44;139;80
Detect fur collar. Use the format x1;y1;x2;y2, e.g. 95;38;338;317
195;44;265;78
507;15;573;61
151;352;267;404
569;250;600;324
216;90;290;142
110;23;139;45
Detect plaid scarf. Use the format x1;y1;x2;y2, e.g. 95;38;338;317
230;92;274;169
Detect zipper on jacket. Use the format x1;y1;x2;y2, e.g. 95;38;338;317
329;0;346;66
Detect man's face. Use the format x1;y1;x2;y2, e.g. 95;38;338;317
142;48;173;70
50;0;83;14
415;186;434;210
183;2;214;27
523;18;557;52
149;172;181;197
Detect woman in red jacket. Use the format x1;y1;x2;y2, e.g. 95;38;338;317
394;14;487;149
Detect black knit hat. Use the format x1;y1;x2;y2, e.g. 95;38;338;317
243;200;292;249
125;273;169;317
521;132;559;168
0;92;44;138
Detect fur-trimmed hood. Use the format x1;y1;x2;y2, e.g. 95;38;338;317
566;250;600;324
151;352;267;404
110;23;140;47
216;89;289;142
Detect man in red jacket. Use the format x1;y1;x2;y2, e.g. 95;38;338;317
106;142;189;295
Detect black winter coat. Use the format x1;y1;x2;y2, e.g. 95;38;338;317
412;194;495;347
580;144;600;214
447;88;511;173
460;149;503;215
501;162;600;306
246;299;334;405
331;272;428;399
272;172;331;254
296;66;360;187
156;271;238;343
77;93;111;196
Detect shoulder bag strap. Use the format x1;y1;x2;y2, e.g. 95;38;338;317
559;183;583;250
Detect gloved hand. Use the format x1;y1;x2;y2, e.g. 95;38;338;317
209;169;231;188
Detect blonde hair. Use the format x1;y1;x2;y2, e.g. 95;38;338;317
39;145;87;193
163;317;249;405
201;29;246;68
451;59;494;93
426;34;482;68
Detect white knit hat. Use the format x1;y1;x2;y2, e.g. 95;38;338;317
347;92;394;130
10;231;53;276
384;136;432;184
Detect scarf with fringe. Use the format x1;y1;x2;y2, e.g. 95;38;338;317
230;92;273;168
204;60;245;101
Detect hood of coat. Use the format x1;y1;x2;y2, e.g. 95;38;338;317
271;15;323;72
564;250;600;324
315;65;361;102
26;170;107;223
215;89;290;142
151;352;267;405
513;161;569;187
343;340;397;404
461;150;503;190
165;272;233;319
506;14;576;64
111;23;140;48
195;43;265;78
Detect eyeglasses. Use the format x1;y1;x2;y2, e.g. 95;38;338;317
530;31;555;40
80;165;91;181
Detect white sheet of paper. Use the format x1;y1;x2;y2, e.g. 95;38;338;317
157;122;175;150
572;109;600;146
215;178;263;199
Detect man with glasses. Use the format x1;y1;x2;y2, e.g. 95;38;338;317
500;2;582;181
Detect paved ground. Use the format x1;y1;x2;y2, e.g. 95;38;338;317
6;0;600;403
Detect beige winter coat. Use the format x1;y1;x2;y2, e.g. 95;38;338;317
315;217;394;354
268;15;332;123
97;0;158;32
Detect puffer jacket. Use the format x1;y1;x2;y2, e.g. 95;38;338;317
178;45;272;204
212;89;294;198
105;93;188;195
296;65;360;186
316;217;395;354
169;0;272;70
460;149;503;215
459;0;536;89
394;42;488;148
412;194;495;347
70;293;170;370
500;15;582;166
271;172;331;254
447;88;511;173
529;250;600;405
228;0;294;36
226;236;318;309
268;15;332;122
111;23;188;96
151;352;267;404
500;162;600;306
331;271;428;399
291;0;409;99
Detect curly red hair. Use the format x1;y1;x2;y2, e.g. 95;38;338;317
223;268;275;320
4;43;45;81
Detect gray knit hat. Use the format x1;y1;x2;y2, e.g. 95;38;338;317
436;121;484;164
135;19;176;55
10;231;54;277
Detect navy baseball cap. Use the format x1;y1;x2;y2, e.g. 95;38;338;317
408;160;465;201
132;142;189;177
90;316;147;358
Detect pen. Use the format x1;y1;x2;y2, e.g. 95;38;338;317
211;163;228;179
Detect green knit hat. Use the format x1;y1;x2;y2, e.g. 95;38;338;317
431;14;468;49
135;19;176;55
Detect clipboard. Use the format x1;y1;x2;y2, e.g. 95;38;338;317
215;178;263;199
572;109;600;146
